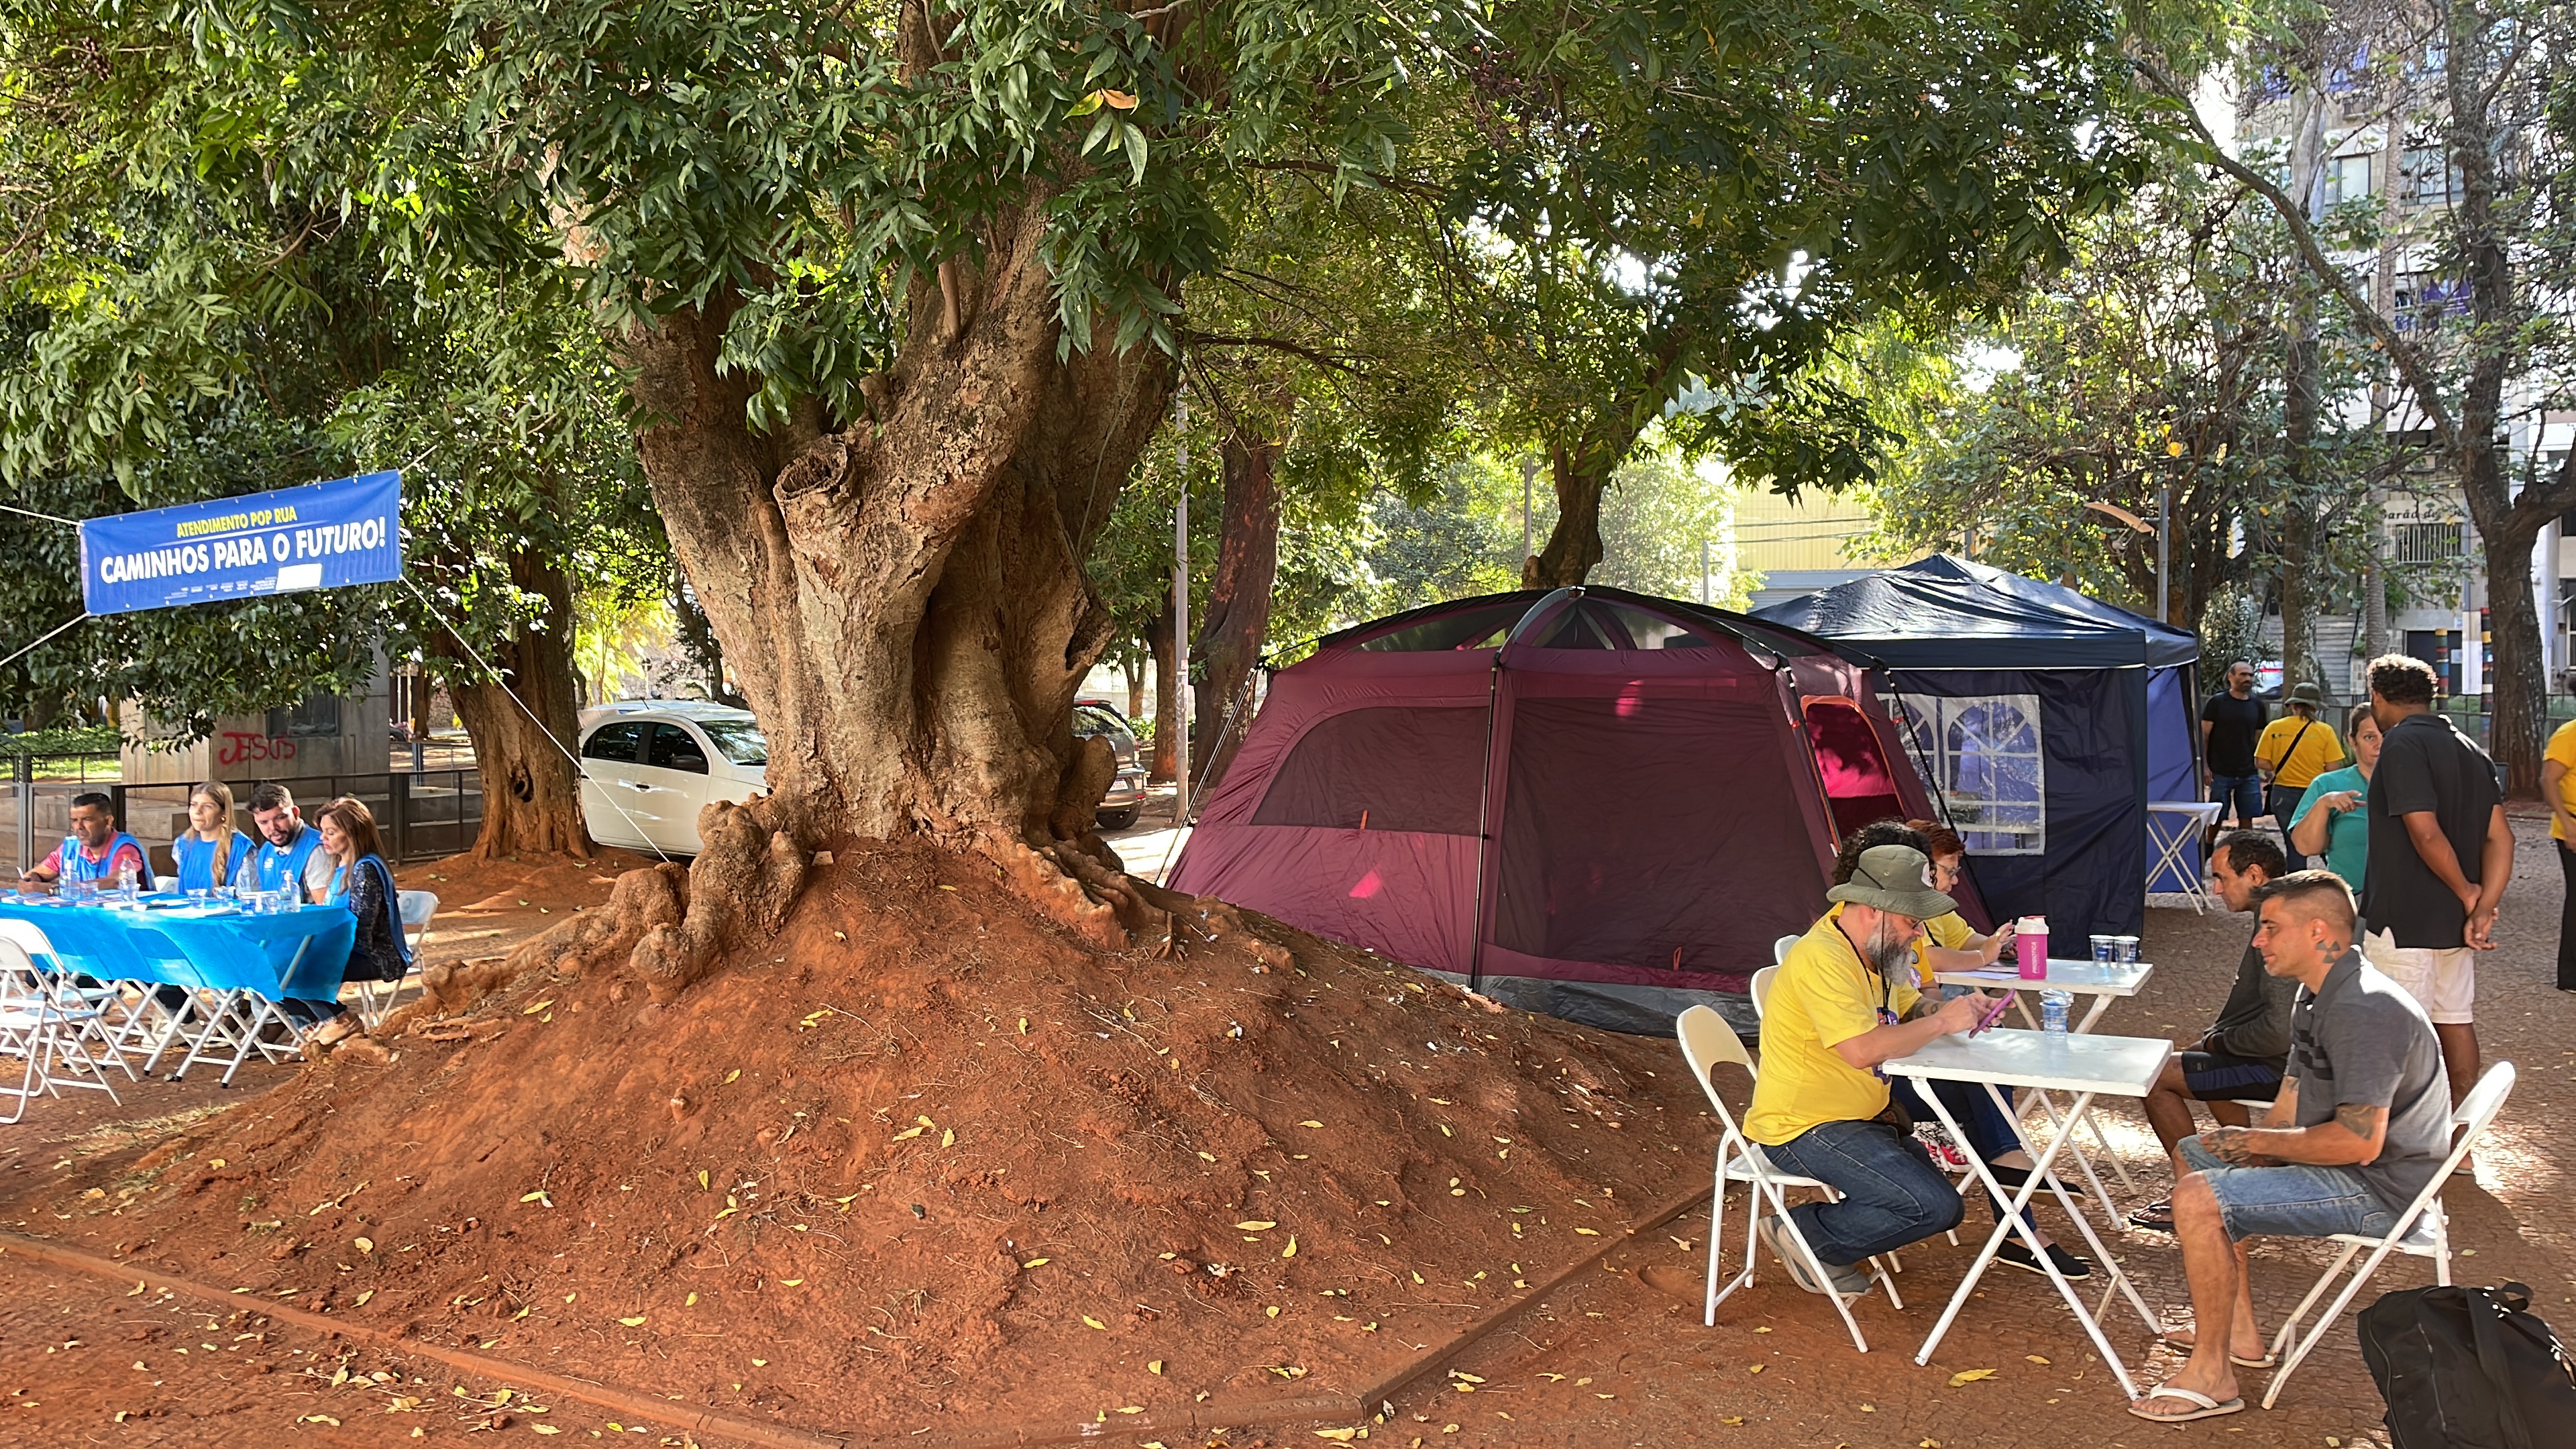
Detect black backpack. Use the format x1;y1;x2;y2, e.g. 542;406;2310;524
2358;1283;2576;1449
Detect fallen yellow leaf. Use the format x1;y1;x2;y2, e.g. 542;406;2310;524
1083;1316;1108;1330
533;1427;562;1436
1313;1431;1357;1442
1574;1227;1601;1236
724;1069;741;1084
618;1316;646;1327
1197;1151;1217;1163
353;1237;373;1254
1018;1018;1030;1033
1748;1363;1764;1375
1720;1417;1745;1426
2025;1354;2050;1365
780;1279;804;1287
1299;1120;1324;1128
1236;1220;1277;1231
354;1289;374;1306
892;1126;926;1140
519;1191;551;1205
1022;1258;1050;1269
1116;1406;1144;1415
1281;1236;1298;1258
1947;1368;1997;1387
521;999;553;1015
1148;1360;1165;1375
696;1170;710;1189
941;1128;955;1148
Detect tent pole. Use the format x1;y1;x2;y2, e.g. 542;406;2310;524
1464;654;1505;996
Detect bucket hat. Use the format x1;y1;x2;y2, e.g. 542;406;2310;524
1826;844;1955;920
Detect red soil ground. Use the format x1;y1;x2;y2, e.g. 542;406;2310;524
7;817;2572;1448
1;839;1715;1440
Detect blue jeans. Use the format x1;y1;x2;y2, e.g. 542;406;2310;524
2177;1135;2397;1241
1761;1118;1966;1266
2210;772;2263;828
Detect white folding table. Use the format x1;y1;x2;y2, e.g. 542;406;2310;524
1933;959;2155;1220
1886;1028;2173;1399
2145;800;2223;912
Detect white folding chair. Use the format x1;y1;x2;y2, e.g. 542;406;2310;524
1676;1004;1905;1352
354;890;438;1026
1772;934;1799;967
1750;965;1778;1017
0;918;142;1081
2259;1061;2517;1409
0;938;123;1121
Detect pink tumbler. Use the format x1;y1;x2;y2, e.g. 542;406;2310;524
2014;916;2049;980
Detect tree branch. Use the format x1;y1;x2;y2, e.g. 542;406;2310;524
2129;54;2459;459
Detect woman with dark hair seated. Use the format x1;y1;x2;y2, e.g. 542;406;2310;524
278;797;410;1045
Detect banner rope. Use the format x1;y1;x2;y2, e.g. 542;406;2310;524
0;612;87;674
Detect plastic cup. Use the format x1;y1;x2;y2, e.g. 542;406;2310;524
2089;933;2116;964
2114;935;2142;963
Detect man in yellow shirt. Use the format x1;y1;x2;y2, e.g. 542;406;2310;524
1746;845;2006;1295
2541;706;2576;991
2255;683;2342;871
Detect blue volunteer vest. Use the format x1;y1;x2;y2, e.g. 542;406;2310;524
327;854;413;966
251;826;326;895
171;830;254;894
57;831;153;888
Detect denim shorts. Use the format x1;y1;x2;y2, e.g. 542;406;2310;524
2178;1135;2397;1241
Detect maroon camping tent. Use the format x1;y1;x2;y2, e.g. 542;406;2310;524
1168;585;1964;1033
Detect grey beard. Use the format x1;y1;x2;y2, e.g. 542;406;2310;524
1865;925;1914;978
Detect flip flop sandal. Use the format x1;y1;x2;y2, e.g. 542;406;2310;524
2157;1333;2277;1369
2128;1386;2245;1424
2129;1200;2176;1232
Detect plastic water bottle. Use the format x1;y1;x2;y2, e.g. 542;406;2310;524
2041;989;2073;1035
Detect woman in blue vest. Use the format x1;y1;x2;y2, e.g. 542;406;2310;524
284;797;411;1044
172;780;254;894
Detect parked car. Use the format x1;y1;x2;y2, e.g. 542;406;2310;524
1075;698;1150;830
575;700;769;856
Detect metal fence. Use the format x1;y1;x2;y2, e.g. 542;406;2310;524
7;753;484;875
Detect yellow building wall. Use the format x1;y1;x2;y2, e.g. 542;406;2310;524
1729;490;1925;574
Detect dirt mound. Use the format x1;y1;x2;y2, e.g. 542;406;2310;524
15;840;1715;1436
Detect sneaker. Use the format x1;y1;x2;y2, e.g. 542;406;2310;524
1756;1215;1870;1297
1995;1240;2094;1280
1916;1125;1970;1171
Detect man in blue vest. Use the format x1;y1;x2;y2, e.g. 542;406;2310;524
240;782;336;902
24;792;152;891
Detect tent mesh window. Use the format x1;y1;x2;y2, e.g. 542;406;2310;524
1352;602;1526;652
1890;692;2047;854
1248;706;1488;834
1491;696;1817;980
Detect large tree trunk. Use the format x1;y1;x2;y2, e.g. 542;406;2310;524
619;198;1172;855
443;550;593;859
1532;445;1611;587
1189;428;1281;792
2275;74;2325;696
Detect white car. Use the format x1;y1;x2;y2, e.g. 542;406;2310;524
575;701;769;856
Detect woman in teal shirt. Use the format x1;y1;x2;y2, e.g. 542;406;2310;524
2288;704;2379;890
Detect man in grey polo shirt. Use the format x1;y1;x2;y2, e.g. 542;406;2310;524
2129;869;2449;1425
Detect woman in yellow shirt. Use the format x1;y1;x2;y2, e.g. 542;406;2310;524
2254;682;2342;871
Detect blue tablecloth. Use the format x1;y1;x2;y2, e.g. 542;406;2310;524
1;896;356;999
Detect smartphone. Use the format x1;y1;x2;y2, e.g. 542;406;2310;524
1966;991;2015;1036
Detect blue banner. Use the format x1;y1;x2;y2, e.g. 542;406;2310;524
78;471;403;616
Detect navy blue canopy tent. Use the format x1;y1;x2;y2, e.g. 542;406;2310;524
1754;556;2202;940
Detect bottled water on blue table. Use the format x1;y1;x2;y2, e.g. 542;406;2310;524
2040;989;2073;1034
